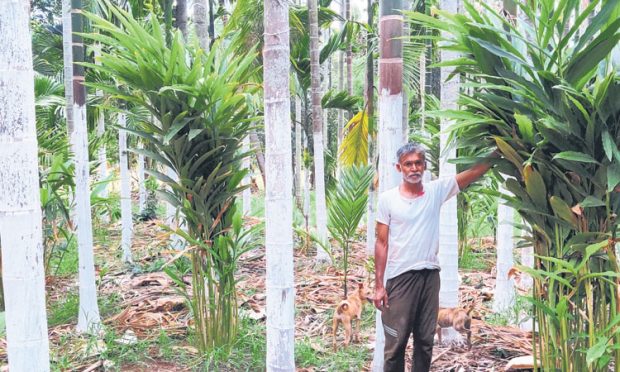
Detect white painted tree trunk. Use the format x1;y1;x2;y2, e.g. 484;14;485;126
0;3;51;369
242;136;251;215
264;0;296;367
94;48;109;223
137;147;146;214
295;96;303;207
521;235;534;291
372;4;405;369
63;0;102;333
303;136;311;238
321;29;330;148
493;185;516;315
165;167;185;250
118;114;133;264
519;221;533;331
437;0;462;346
309;0;330;262
419;52;426;127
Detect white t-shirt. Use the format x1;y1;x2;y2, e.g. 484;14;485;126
376;177;460;280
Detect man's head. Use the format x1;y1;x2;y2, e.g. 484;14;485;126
395;142;427;185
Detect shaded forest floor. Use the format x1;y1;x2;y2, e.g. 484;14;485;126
1;216;533;371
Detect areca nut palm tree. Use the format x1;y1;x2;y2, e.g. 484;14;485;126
372;0;406;368
264;0;295;368
62;0;101;333
0;1;51;370
436;0;462;345
118;113;133;263
308;0;331;262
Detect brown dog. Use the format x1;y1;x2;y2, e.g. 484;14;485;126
436;304;474;349
332;283;371;350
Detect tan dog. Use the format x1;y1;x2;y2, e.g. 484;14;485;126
436;304;474;349
332;283;371;350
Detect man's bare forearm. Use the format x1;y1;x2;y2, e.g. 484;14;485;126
455;151;499;190
375;239;388;289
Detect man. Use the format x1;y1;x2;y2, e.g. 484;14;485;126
373;142;497;371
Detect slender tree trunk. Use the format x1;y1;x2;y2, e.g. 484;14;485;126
208;0;215;48
242;136;251;215
295;97;303;207
365;0;376;256
493;186;516;315
165;167;185;250
493;0;518;317
192;0;210;50
437;0;461;345
321;29;330;148
264;0;295;367
118;114;133;263
137;146;146;214
0;2;51;369
345;0;352;98
308;0;330;262
337;3;345;154
372;0;404;368
419;52;426;127
175;0;188;38
94;48;109;223
249;130;266;187
64;0;101;333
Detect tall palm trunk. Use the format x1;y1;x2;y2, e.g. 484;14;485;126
337;4;345;155
365;0;376;255
118;113;133;263
345;0;352;97
308;0;330;261
0;2;51;370
437;0;460;345
295;96;303;207
208;0;215;47
264;0;295;367
137;146;146;214
94;48;109;223
175;0;188;38
63;0;101;333
493;185;516;314
242;136;251;215
372;0;405;368
492;0;518;317
192;0;210;50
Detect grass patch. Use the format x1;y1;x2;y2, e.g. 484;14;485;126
459;247;492;271
100;328;152;367
48;292;79;327
48;238;79;276
202;316;266;370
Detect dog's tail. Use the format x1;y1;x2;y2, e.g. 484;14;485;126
336;302;349;315
466;302;475;315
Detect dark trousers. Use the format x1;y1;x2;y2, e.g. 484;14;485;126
381;269;440;372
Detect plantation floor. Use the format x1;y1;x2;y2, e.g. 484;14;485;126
0;217;533;371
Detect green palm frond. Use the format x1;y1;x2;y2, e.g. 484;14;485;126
327;164;373;295
321;89;362;111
